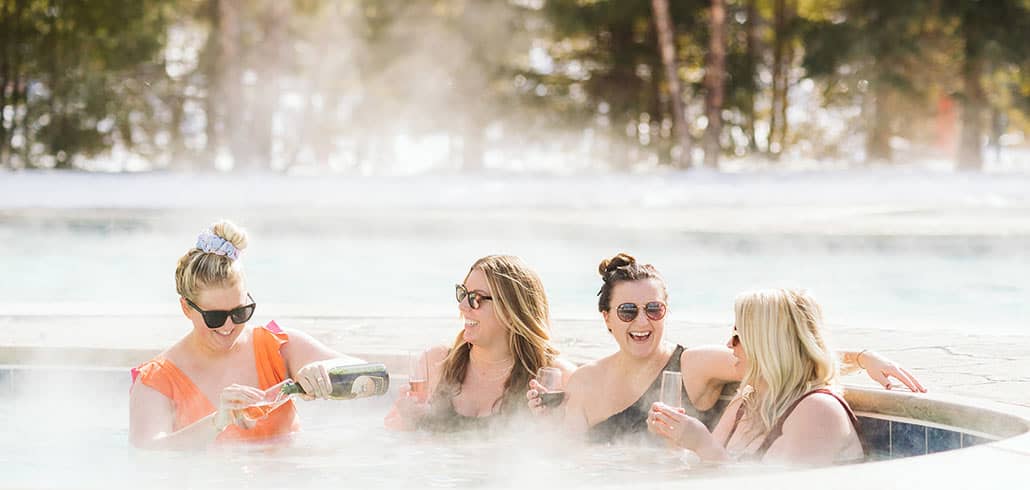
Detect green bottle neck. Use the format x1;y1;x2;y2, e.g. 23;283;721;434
280;379;304;395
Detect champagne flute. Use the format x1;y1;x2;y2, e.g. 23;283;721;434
408;350;429;402
537;366;565;408
659;370;683;409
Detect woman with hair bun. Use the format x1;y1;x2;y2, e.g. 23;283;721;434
647;289;865;466
528;253;924;445
129;220;359;449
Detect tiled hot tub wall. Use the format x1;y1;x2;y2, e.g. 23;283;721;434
857;415;994;460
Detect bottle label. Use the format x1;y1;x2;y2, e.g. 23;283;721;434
352;375;376;397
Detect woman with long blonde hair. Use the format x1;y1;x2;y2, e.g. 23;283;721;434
386;255;575;431
648;288;864;466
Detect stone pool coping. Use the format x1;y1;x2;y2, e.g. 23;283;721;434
2;313;1028;407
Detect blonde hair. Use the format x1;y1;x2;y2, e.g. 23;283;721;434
174;220;248;300
735;288;838;438
437;255;559;413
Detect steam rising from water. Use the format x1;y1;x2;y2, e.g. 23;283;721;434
1;369;761;488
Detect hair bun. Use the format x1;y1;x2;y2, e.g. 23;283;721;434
598;252;636;279
211;220;248;252
195;220;248;261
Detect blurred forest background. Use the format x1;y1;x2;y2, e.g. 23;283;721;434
1;0;1028;173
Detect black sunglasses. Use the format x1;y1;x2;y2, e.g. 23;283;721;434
455;284;492;309
184;293;257;329
615;301;667;323
730;326;741;347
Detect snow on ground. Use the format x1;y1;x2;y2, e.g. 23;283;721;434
0;166;1027;209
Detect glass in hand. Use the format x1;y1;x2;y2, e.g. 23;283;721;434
659;370;683;409
408;350;429;402
537;367;565;408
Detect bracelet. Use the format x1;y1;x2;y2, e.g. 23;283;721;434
856;349;869;370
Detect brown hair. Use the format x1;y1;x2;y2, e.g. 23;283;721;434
435;255;559;414
174;220;248;300
596;252;667;312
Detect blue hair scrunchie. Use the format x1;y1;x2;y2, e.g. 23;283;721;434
195;230;240;261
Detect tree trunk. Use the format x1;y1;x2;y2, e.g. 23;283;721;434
219;0;244;171
866;81;892;162
15;71;26;166
0;0;11;166
769;0;784;157
651;0;692;169
744;0;759;153
7;0;25;168
957;12;984;171
49;7;70;169
202;0;221;167
777;38;791;156
250;0;289;172
703;0;726;168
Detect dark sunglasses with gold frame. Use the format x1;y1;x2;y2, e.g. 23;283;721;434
455;284;492;309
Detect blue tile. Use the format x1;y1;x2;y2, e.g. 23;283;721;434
857;417;891;461
927;427;961;453
962;434;992;448
892;421;927;458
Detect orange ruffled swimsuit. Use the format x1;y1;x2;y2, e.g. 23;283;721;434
131;321;300;442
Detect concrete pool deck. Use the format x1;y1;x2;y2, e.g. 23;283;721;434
1;314;1027;408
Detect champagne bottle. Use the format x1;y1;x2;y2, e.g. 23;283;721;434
280;362;390;400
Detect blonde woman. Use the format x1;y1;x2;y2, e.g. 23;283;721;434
528;253;923;444
385;255;575;431
129;221;357;449
648;288;864;466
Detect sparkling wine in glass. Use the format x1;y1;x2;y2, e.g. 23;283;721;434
537;367;565;408
408;350;429;402
660;370;683;409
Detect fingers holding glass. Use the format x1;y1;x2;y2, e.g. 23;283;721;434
537;367;565;408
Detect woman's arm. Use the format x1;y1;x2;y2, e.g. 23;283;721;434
680;346;741;411
129;383;262;450
838;349;926;392
551;356;578;385
280;328;364;398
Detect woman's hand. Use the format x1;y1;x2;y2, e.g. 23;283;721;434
648;402;712;451
214;384;265;432
857;351;926;392
395;382;431;420
527;379;550;415
383;382;431;431
295;360;334;399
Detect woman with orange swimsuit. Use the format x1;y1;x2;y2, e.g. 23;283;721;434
129;220;359;449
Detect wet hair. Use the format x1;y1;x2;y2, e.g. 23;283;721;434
436;255;559;414
596;252;667;312
174;220;248;301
